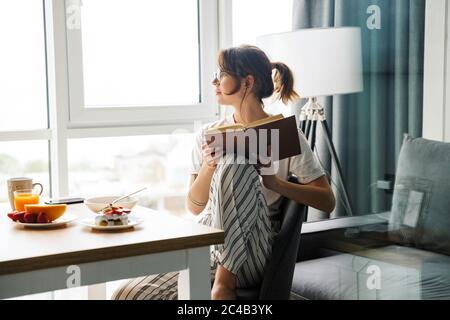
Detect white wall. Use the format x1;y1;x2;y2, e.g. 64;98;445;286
423;0;450;142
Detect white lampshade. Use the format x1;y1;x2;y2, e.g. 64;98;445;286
257;27;363;98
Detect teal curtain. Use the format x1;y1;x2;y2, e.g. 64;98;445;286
292;0;425;220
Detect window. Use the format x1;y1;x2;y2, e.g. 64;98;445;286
0;0;47;131
68;133;194;217
0;141;50;203
65;0;219;126
80;0;200;107
0;0;50;207
232;0;293;46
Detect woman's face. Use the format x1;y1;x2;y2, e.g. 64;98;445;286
212;68;245;106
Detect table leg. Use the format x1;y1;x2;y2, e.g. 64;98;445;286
178;246;210;300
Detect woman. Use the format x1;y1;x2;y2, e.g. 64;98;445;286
112;45;335;300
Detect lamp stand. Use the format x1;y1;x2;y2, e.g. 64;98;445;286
299;97;354;218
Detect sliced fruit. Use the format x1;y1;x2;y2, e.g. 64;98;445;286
103;209;116;216
37;212;50;224
24;212;38;223
7;211;23;221
111;209;123;216
13;212;26;223
24;204;66;222
101;206;130;216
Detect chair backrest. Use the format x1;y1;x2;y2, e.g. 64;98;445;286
258;176;307;300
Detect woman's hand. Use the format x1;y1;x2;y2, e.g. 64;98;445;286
202;142;223;170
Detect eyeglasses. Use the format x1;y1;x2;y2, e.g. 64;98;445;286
213;68;226;83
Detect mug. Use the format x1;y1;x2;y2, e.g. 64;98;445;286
7;177;43;211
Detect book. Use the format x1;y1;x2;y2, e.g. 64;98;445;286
205;114;301;162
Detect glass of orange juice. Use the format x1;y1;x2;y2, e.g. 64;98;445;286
14;189;40;211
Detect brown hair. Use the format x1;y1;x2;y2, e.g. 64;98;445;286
217;45;299;104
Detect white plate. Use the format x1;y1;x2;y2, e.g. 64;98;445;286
80;216;143;230
13;213;78;228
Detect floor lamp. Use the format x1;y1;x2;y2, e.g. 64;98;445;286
257;27;364;218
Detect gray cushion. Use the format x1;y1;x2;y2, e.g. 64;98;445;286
292;245;450;300
389;135;450;255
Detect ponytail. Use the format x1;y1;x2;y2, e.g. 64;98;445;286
216;45;300;105
271;62;300;104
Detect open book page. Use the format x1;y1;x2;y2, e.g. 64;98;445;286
205;114;284;134
206;123;245;133
245;114;284;129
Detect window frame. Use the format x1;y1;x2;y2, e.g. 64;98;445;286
64;0;219;128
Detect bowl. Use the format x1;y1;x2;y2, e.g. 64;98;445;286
84;196;138;213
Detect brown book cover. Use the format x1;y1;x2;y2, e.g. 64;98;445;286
205;114;301;162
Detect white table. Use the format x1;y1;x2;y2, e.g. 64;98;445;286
0;203;223;300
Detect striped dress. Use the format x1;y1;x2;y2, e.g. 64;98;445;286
112;154;274;300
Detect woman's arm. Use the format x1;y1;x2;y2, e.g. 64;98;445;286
186;164;216;215
262;175;336;214
186;143;222;215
